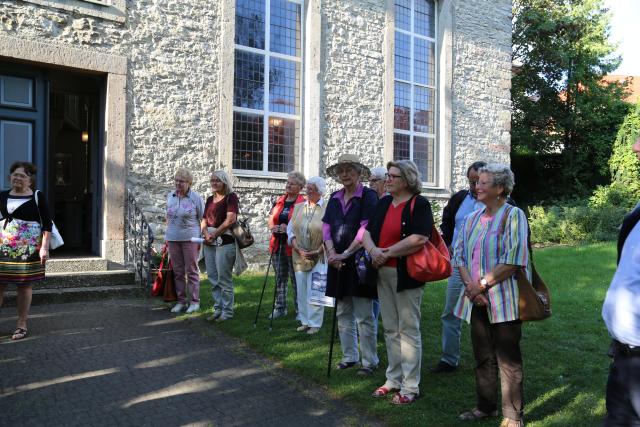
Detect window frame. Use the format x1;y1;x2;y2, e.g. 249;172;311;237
0;74;35;110
393;0;438;186
232;0;305;178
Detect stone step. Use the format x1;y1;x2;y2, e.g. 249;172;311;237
40;270;136;289
3;285;146;306
45;257;110;273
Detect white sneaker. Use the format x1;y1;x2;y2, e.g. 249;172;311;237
306;327;320;335
186;304;200;314
296;325;309;332
171;303;186;313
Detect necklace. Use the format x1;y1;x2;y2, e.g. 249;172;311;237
300;203;318;242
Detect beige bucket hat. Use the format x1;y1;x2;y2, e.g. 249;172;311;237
325;153;371;180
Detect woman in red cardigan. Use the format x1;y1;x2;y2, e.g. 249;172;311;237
267;171;306;319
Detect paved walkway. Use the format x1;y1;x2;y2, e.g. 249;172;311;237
0;298;382;427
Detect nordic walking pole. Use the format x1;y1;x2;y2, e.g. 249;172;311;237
253;248;275;328
327;263;342;378
269;233;286;331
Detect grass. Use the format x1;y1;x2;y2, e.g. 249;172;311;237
185;242;617;426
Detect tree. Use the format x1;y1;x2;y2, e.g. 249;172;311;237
511;0;630;203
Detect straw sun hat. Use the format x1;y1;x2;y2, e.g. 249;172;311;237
325;154;371;180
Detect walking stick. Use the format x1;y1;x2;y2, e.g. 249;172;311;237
253;247;275;328
327;264;341;378
269;233;287;331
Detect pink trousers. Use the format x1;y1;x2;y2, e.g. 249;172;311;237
167;241;200;304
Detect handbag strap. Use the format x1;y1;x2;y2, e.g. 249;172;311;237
34;190;44;228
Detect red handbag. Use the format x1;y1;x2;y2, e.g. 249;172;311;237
151;245;168;296
406;197;452;282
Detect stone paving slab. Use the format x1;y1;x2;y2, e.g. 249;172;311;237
0;298;384;427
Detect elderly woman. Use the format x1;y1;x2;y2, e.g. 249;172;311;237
0;162;52;340
165;167;205;314
287;176;327;334
323;154;379;376
268;171;306;319
369;166;387;199
201;170;238;322
362;160;433;405
453;163;529;427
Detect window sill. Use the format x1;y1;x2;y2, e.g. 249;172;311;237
22;0;126;24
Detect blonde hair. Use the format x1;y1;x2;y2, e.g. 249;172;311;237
174;167;193;185
211;170;234;195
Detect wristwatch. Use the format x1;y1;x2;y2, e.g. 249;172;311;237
479;277;489;291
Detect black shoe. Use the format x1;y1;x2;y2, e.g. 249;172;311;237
429;361;457;373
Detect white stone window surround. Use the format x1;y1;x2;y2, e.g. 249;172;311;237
232;0;306;179
392;0;439;187
21;0;126;24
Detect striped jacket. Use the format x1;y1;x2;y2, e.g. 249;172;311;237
452;203;530;323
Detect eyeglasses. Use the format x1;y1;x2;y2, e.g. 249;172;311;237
369;178;382;184
385;173;402;181
468;180;478;186
210;179;222;183
175;179;188;184
11;173;29;179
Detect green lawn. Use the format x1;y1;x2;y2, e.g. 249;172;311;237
187;242;617;426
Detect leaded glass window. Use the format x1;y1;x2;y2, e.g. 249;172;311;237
233;0;303;174
393;0;436;184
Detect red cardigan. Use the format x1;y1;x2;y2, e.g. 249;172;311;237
269;194;305;255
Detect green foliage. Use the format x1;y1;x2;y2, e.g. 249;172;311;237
608;101;640;193
512;0;630;201
529;197;627;244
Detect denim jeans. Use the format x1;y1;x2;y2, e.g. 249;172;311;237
204;243;236;318
336;296;379;369
440;267;464;366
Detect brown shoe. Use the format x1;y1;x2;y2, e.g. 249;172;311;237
459;408;498;421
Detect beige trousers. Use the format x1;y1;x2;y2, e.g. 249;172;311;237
378;266;424;395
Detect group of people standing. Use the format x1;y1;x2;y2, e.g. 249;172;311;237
162;154;529;426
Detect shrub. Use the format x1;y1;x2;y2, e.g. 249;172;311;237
529;199;627;245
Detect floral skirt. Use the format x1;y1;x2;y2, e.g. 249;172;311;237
0;219;44;284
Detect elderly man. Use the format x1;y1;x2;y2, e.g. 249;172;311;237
602;136;640;426
430;161;486;373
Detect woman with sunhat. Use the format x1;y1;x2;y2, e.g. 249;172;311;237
322;154;379;376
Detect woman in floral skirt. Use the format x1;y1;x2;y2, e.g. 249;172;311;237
0;161;52;340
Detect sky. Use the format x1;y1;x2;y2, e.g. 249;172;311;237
605;0;640;76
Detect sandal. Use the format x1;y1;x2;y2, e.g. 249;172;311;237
391;392;418;405
11;328;28;341
336;361;359;370
371;386;399;398
459;408;498;421
357;366;376;376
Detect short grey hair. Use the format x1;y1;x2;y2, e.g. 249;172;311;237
175;167;193;185
306;176;326;195
387;160;422;195
211;170;234;195
370;166;387;180
479;163;515;196
287;170;306;187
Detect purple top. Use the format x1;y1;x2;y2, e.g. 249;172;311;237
322;183;369;242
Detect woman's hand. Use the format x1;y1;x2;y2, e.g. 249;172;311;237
473;294;489;307
299;248;316;260
39;246;49;264
464;281;485;301
369;247;389;269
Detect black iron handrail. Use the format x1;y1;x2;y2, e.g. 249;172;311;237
125;189;154;288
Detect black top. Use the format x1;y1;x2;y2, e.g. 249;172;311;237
322;186;378;299
0;190;53;232
440;189;469;247
366;194;434;291
278;200;295;225
618;205;640;264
